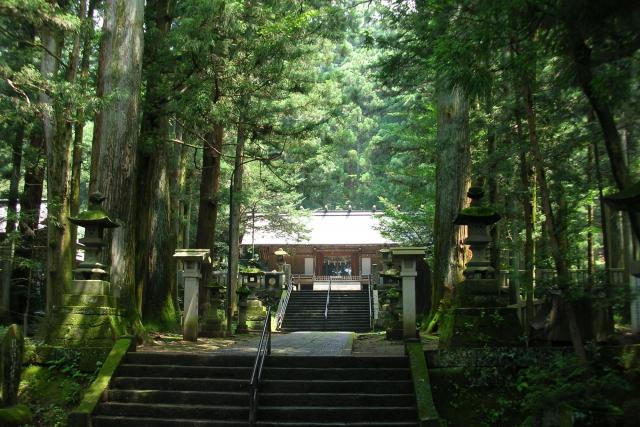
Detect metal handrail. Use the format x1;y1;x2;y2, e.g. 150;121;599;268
249;305;271;426
275;276;293;330
324;277;332;320
368;274;373;329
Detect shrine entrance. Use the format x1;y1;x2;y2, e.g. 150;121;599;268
321;255;352;276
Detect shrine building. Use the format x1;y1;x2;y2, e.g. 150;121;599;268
241;210;397;290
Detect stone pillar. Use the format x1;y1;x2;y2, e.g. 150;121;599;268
173;249;210;342
391;247;426;339
400;258;417;339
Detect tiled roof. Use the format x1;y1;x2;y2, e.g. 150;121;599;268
242;210;395;246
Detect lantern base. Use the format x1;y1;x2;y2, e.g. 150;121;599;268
438;306;522;348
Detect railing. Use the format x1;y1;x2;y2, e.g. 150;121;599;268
324;277;332;320
316;275;361;282
367;274;373;329
275;275;293;330
249;305;271;426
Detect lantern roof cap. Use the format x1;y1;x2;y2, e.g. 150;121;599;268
68;208;119;228
454;206;501;225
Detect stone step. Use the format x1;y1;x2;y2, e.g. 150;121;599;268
257;406;417;422
256;423;417;427
265;356;408;369
260;380;413;394
93;416;247;427
63;294;117;307
258;392;415;407
262;367;410;381
105;390;246;406
95;402;247;419
111;377;248;392
116;364;251;378
124;352;254;367
67;280;111;295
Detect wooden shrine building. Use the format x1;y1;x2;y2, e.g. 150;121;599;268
241;210;396;289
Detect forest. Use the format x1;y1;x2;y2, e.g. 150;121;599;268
0;0;639;426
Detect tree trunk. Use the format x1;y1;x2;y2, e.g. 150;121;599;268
195;125;223;304
40;22;74;314
515;107;536;329
1;126;24;312
91;0;144;329
522;83;587;362
11;125;46;318
227;121;247;334
176;127;191;249
70;0;96;254
592;130;615;337
137;0;178;328
565;24;640;243
429;82;471;329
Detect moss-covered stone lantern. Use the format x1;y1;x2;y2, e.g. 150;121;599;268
453;187;501;280
68;192;120;280
240;262;266;331
41;192;126;370
439;186;521;348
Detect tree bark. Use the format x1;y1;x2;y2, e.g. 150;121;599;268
227;122;247;331
565;22;640;243
515;108;535;329
40;21;74;314
429;82;471;329
91;0;144;329
1;126;24;312
522;83;587;362
195;125;223;304
11;125;46;318
137;0;178;328
70;0;96;255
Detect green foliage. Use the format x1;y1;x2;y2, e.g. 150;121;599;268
18;358;95;427
516;353;632;425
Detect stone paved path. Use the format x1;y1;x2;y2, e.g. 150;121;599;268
139;331;354;356
220;331;354;356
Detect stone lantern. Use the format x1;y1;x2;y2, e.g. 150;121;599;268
42;192;126;370
173;249;210;341
439;187;521;348
453;187;501;280
69;192;120;281
274;248;288;272
200;270;227;338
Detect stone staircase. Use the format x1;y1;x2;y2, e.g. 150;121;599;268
257;355;418;426
92;352;418;426
92;352;253;426
281;290;371;332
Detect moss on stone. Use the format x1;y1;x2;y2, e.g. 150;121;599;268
68;209;118;228
459;206;496;217
406;340;441;426
68;337;133;427
0;404;32;426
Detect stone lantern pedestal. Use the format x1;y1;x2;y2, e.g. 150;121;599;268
41;192;126;370
174;249;210;342
439;187;520;348
392;247;426;339
200;271;227;338
236;286;250;334
241;271;266;331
